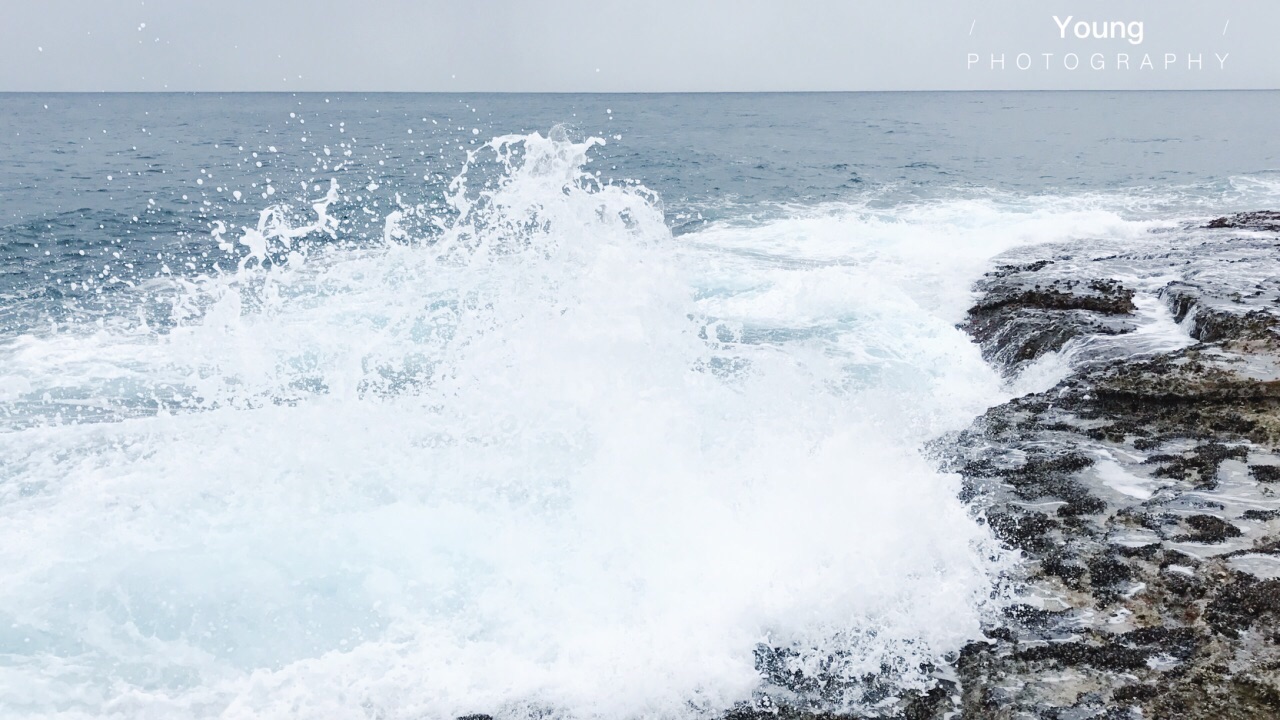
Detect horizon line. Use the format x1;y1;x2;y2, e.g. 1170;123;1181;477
1;88;1278;95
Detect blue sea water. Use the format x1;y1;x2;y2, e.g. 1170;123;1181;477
1;91;1279;719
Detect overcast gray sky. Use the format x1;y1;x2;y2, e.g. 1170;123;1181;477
1;0;1276;92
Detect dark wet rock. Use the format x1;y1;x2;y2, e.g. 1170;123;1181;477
1146;444;1250;490
1174;515;1244;544
749;643;926;716
1112;683;1161;703
926;215;1280;719
1204;210;1280;232
1003;603;1070;628
963;273;1138;371
1015;640;1151;672
900;686;954;720
725;707;870;720
1205;574;1280;638
1251;464;1280;483
1145;671;1280;720
1088;554;1133;586
986;510;1060;553
1163;281;1280;345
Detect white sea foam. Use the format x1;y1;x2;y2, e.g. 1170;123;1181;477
0;131;1183;719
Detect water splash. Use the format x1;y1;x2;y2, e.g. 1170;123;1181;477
0;130;1021;719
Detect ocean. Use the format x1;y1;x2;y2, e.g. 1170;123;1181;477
2;91;1279;719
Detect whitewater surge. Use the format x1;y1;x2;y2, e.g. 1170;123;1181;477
0;130;1173;719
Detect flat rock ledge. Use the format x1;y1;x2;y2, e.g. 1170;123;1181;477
929;211;1280;719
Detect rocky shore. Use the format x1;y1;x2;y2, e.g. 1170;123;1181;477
458;213;1280;720
730;211;1280;719
930;210;1280;719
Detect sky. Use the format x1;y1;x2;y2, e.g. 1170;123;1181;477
1;0;1277;92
